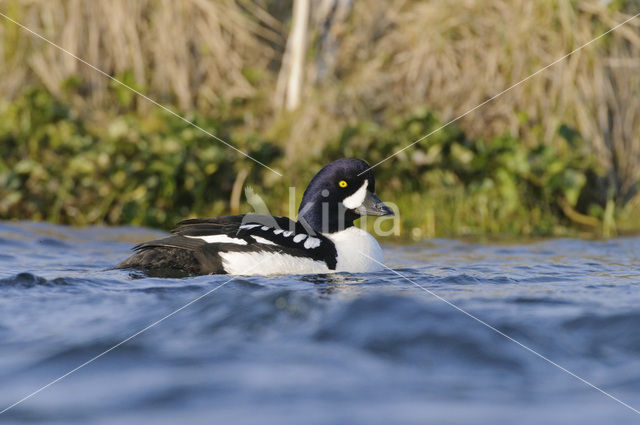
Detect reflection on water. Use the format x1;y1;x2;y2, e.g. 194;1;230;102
299;273;371;296
1;221;640;425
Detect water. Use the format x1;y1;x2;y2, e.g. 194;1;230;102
1;221;640;424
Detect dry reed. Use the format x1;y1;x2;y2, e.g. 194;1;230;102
0;0;282;109
289;0;640;202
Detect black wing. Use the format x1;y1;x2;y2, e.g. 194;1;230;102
115;214;337;276
172;214;339;269
172;214;296;238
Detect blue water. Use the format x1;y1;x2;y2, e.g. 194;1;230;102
1;221;640;424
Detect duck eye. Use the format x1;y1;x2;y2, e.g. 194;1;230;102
338;180;348;188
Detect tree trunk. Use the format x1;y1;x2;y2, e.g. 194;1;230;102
275;0;309;111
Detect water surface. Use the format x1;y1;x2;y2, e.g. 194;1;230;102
1;221;639;424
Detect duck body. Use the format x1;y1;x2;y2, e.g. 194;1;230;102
116;158;393;277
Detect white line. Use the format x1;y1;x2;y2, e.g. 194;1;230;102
0;12;282;177
359;11;640;175
360;252;640;416
0;260;266;415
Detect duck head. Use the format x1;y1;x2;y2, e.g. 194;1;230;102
297;158;394;234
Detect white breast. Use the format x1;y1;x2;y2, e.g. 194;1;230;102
325;227;385;273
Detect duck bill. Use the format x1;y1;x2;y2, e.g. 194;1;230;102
355;192;394;216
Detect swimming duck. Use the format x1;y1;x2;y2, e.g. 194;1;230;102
116;158;394;276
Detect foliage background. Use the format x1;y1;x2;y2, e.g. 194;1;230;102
1;0;639;239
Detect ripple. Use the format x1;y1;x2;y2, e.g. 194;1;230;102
1;222;640;425
510;296;573;305
314;294;524;370
0;272;49;287
37;237;71;248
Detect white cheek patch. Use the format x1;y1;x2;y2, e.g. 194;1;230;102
342;180;369;209
186;235;248;245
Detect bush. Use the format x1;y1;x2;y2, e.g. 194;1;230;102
1;87;637;238
0;87;280;228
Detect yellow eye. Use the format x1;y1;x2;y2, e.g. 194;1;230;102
338;180;348;188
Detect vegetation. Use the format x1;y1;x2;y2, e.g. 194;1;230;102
1;0;639;239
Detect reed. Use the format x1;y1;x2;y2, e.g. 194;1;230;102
0;0;282;109
284;0;640;204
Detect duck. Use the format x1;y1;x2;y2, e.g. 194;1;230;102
115;158;394;276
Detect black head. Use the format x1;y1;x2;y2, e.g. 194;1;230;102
297;158;394;233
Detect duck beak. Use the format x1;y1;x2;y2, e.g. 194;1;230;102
355;192;394;216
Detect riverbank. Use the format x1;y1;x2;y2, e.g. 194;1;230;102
1;88;638;239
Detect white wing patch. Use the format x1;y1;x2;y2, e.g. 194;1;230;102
293;234;307;243
303;237;321;249
239;224;261;230
186;234;247;245
238;222;323;247
238;223;318;249
343;180;369;209
251;236;277;246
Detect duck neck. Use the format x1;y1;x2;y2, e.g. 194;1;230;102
297;200;358;234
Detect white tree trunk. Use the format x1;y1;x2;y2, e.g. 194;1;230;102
276;0;309;111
